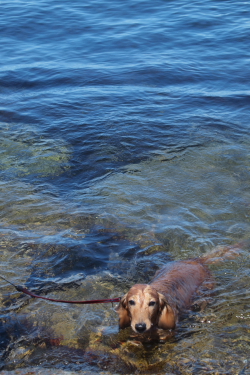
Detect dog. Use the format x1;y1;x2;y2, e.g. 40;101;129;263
116;243;244;334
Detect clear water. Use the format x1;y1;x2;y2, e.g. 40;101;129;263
0;0;250;373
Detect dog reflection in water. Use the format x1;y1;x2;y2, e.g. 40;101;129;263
116;244;243;335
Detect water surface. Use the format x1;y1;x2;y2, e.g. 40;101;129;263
0;0;250;373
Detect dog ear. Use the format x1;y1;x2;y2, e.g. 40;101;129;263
115;293;131;329
157;293;176;330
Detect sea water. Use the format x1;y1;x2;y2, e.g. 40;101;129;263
0;0;250;373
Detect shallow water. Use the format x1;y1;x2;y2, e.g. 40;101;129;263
1;0;250;373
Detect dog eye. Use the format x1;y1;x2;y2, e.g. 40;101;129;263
128;300;135;306
149;301;156;306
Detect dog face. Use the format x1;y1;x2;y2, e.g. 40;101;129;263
116;284;176;333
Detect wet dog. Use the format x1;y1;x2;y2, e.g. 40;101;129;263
116;243;243;334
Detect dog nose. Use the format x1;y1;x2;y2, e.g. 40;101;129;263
135;323;146;333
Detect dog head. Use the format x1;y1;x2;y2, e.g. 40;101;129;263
116;284;176;333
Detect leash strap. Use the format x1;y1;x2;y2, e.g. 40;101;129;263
0;275;121;305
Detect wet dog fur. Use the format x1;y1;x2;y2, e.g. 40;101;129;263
116;243;244;334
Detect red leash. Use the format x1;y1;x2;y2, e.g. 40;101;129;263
0;275;121;305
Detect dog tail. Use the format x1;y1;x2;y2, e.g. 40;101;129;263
199;241;248;265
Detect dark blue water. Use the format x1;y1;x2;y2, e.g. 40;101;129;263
1;0;250;373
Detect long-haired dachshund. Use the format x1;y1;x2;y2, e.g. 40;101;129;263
116;243;243;334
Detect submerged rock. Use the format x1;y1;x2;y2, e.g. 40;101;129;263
0;122;71;178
